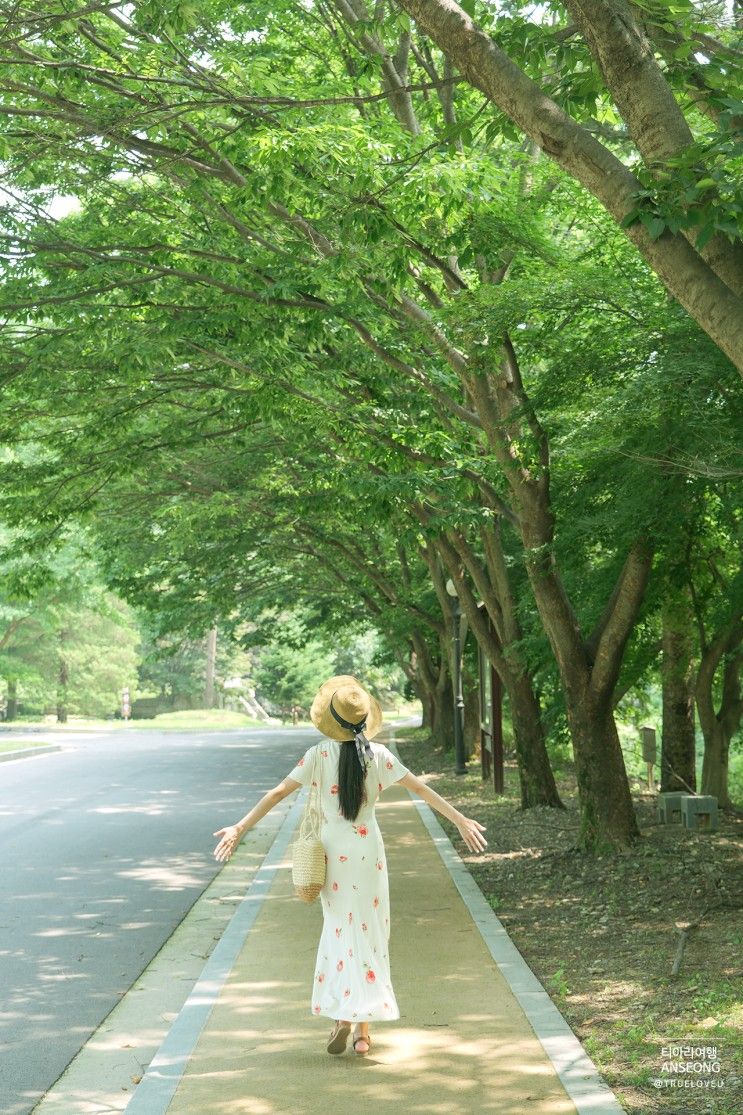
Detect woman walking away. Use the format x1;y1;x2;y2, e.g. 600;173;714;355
213;675;487;1057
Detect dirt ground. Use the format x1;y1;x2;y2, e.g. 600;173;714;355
394;729;743;1115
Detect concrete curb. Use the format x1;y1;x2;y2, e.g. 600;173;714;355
30;802;292;1115
122;788;306;1113
117;733;623;1115
0;744;62;763
406;790;625;1115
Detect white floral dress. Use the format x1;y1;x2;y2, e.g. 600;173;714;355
286;738;410;1022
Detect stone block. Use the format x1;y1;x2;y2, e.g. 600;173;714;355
681;795;719;832
657;791;692;824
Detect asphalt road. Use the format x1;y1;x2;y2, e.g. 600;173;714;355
0;725;317;1115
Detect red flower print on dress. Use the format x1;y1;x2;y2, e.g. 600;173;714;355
386;759;394;769
313;1005;321;1014
356;825;368;836
366;970;376;983
376;861;383;871
332;882;339;891
297;757;304;766
348;911;353;924
317;973;325;983
378;782;382;792
321;749;328;758
335;927;342;938
330;784;339;795
337;959;344;972
361;922;368;932
339;855;348;862
384;1002;389;1009
373;896;380;907
348;947;353;957
344;988;351;997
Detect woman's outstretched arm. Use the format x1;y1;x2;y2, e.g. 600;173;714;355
397;771;488;853
213;778;299;862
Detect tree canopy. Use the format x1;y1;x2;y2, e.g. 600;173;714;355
0;0;740;847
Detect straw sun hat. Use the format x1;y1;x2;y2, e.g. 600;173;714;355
310;677;383;740
310;675;384;743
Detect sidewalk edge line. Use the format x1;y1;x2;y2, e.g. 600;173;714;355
405;788;626;1115
123;791;306;1114
0;745;62;763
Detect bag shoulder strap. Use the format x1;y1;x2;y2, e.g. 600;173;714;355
298;744;322;840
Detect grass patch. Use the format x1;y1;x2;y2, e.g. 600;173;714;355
0;702;421;736
389;724;743;1115
0;738;57;753
0;710;272;732
141;709;267;729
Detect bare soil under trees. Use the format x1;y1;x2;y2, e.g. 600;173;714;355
394;727;742;1115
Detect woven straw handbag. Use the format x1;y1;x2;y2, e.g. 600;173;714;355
291;745;326;903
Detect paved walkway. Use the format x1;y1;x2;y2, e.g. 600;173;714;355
123;744;624;1115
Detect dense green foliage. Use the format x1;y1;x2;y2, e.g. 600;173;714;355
0;1;739;839
0;529;140;718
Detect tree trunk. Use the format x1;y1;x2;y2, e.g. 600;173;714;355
695;619;743;810
478;524;564;809
568;690;640;850
414;666;437;733
700;722;731;807
6;677;18;721
427;527;563;808
661;588;697;792
458;354;649;848
562;0;743;299
410;628;454;750
204;625;217;709
510;671;565;810
397;0;743;373
430;669;456;752
418;682;433;729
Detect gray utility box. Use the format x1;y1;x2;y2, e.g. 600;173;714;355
681;795;719;832
657;791;692;824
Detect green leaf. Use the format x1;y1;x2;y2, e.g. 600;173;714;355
646;216;667;239
695;222;716;251
620;207;642;229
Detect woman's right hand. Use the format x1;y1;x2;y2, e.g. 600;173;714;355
213;824;241;862
455;815;488;853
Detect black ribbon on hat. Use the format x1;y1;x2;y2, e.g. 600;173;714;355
329;693;374;772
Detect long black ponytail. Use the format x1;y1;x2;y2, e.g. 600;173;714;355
337;742;368;822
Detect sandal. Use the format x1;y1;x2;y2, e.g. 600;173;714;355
352;1028;372;1055
327;1019;352;1054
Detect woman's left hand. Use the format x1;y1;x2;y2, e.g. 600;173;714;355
455;815;488;853
213;824;241;862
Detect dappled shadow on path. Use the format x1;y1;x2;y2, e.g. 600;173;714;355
163;786;577;1114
